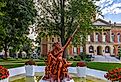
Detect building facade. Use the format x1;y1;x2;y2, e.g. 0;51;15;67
111;23;121;56
40;19;121;56
40;34;61;56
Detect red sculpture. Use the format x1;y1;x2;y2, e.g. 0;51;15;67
42;28;78;82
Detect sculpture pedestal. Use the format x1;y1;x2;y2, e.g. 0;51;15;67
39;78;74;82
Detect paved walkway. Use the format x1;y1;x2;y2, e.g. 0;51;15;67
93;55;121;63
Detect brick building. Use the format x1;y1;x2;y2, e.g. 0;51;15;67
40;19;121;56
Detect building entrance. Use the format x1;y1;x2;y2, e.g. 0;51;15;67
97;46;102;55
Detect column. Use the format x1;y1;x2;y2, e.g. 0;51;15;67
110;46;114;55
114;46;118;56
99;32;102;42
110;30;112;42
102;30;104;42
94;45;96;55
106;31;110;43
93;31;95;42
77;46;80;55
114;33;118;43
102;46;105;55
86;45;89;55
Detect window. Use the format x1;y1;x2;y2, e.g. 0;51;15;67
96;33;99;42
52;38;54;42
117;33;120;43
88;35;90;42
89;46;94;53
58;38;60;42
105;46;110;53
80;46;83;52
103;33;106;42
73;47;77;54
111;33;114;42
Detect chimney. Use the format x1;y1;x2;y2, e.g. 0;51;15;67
114;22;116;26
109;20;111;24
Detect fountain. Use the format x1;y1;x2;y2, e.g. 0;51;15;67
39;28;78;82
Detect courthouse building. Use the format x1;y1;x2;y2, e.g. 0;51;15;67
40;19;121;56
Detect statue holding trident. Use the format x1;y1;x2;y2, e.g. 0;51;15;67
41;27;78;82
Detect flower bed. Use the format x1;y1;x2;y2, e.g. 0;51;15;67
0;66;9;82
104;68;121;81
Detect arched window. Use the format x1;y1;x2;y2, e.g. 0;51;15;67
89;46;94;53
105;46;110;53
111;33;114;42
96;33;99;42
117;33;120;43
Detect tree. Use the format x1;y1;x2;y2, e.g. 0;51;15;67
36;0;99;58
0;0;37;59
0;0;6;16
22;37;33;57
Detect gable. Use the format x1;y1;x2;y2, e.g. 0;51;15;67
93;21;108;25
93;19;110;26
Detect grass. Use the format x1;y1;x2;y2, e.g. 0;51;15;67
1;59;121;71
2;64;24;69
87;62;121;71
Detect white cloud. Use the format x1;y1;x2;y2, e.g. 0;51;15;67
96;0;121;15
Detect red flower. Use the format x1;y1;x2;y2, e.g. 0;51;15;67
0;66;9;80
104;68;121;81
76;61;86;67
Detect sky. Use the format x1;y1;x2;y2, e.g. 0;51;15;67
96;0;121;23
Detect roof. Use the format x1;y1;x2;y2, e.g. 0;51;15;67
92;18;111;26
113;23;121;27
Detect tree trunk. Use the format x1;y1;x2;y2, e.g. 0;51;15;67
61;36;66;58
4;42;8;60
63;48;68;58
60;0;66;58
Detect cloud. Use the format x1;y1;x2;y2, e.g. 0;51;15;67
96;0;121;15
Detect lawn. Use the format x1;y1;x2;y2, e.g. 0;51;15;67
1;59;121;71
87;62;121;71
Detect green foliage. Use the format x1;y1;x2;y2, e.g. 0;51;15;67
38;62;46;66
35;0;100;58
36;0;99;43
0;0;37;58
22;37;33;54
118;48;121;57
73;55;81;61
0;0;6;16
2;64;24;69
71;61;78;67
